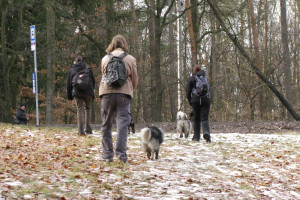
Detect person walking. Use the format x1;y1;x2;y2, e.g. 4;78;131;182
67;56;95;135
99;35;138;163
186;64;211;143
13;103;29;125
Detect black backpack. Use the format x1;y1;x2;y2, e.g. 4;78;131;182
192;74;210;98
72;66;90;91
103;52;128;87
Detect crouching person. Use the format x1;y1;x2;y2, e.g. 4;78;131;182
13;103;29;125
67;56;95;135
99;35;138;163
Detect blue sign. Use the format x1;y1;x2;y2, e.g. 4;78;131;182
30;25;36;51
32;72;36;94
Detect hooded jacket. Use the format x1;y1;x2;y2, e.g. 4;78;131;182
99;48;138;99
15;108;27;124
67;61;95;100
186;70;211;105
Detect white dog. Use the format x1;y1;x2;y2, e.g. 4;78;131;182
176;111;191;138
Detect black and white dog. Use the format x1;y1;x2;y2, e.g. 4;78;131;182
140;126;164;160
176;111;191;138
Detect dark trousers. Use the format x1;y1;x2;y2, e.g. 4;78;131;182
101;94;131;162
192;101;210;141
75;95;93;135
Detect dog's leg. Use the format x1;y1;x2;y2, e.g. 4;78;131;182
146;148;151;159
132;122;135;134
180;128;183;138
151;150;155;160
155;150;159;160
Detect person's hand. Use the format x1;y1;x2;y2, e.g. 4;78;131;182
27;117;29;121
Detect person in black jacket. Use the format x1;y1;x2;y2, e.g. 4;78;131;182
186;64;211;143
14;103;29;125
67;56;95;135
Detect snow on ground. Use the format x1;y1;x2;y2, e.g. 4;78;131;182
118;132;300;199
0;125;299;199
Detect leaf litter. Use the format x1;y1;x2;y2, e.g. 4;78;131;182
0;123;299;199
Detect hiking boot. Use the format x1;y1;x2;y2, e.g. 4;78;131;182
203;134;211;143
192;137;200;142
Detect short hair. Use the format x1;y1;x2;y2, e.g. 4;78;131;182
106;35;129;53
192;64;202;74
74;56;83;63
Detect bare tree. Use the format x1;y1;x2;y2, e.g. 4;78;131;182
280;0;292;120
207;0;300;121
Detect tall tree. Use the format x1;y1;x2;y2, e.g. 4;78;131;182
1;1;12;122
280;0;292;120
146;0;176;121
207;0;300;121
186;0;197;66
248;0;264;119
129;0;149;121
45;0;56;124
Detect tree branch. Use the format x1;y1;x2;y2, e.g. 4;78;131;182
206;0;300;120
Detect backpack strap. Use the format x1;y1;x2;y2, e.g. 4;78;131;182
108;53;113;59
118;52;128;59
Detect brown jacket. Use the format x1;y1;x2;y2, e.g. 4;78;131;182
99;48;138;98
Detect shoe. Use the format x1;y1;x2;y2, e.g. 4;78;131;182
85;132;93;135
102;157;113;162
78;133;86;136
203;134;211;143
192;137;199;142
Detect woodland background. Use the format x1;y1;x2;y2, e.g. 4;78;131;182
0;0;299;124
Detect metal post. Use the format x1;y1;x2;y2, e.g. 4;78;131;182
34;50;39;126
31;25;39;126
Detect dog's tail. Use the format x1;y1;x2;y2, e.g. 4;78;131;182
141;127;152;152
141;127;151;144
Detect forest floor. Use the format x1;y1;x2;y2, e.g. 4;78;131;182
0;122;299;200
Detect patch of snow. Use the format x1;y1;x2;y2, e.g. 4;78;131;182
79;189;92;195
5;181;23;186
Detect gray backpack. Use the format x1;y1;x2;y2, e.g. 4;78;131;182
102;53;128;87
192;75;210;98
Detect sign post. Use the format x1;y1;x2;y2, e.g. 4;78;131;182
30;25;39;126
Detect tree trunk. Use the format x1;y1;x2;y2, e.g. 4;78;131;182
168;0;177;121
1;6;12;122
148;0;163;122
207;0;300;121
129;0;149;122
248;0;264;119
185;0;197;66
209;0;216;104
280;0;292;120
46;0;55;125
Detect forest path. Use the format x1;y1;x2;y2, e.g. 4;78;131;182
0;124;299;199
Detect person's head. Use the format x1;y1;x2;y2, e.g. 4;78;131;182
74;56;83;64
192;64;202;74
106;35;129;53
20;103;26;110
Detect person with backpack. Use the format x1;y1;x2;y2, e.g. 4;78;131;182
13;103;29;125
99;35;138;163
186;64;211;143
67;56;95;135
